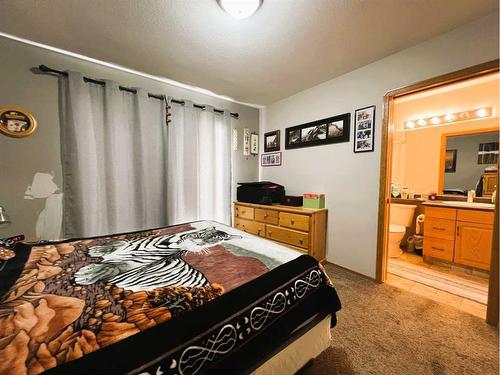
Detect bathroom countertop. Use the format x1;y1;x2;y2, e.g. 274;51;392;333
421;200;495;211
391;198;425;205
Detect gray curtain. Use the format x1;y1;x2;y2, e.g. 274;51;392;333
59;72;167;237
167;100;232;225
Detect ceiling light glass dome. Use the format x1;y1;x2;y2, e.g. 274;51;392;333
218;0;263;19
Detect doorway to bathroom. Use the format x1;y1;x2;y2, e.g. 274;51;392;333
375;60;499;325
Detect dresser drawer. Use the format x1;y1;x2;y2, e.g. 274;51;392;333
234;205;254;220
425;217;455;240
423;237;454;262
255;208;279;225
425;206;456;220
279;212;310;232
457;209;494;225
266;225;309;249
234;218;265;237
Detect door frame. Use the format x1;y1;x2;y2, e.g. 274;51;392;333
375;59;499;326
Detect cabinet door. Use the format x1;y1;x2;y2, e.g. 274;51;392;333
454;221;493;270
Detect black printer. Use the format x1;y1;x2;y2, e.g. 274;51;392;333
236;181;285;205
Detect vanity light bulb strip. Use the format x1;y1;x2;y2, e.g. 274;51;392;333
404;107;493;130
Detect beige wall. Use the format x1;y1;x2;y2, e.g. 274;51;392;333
260;13;499;278
0;37;260;240
392;74;500;194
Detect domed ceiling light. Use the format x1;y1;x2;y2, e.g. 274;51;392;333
218;0;263;19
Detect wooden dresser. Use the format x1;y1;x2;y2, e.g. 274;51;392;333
423;205;494;270
233;202;327;262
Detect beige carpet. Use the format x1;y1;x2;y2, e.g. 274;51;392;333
300;264;499;375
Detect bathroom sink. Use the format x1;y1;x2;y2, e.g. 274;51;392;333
440;201;495;209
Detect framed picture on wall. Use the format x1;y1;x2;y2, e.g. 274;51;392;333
250;133;259;155
0;108;37;138
264;130;280;152
445;149;457;172
261;152;282;167
353;105;375;153
285;113;350;150
243;128;250;156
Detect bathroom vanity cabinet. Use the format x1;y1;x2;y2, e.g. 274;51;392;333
423;205;494;270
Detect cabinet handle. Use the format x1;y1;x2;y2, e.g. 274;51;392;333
291;220;295;225
432;227;445;231
268;231;273;235
264;214;268;218
299;239;303;244
456;226;460;236
431;246;444;251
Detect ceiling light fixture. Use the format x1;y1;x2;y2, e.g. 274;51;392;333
459;111;470;120
218;0;263;19
430;116;441;125
444;113;455;122
476;107;489;118
403;107;493;131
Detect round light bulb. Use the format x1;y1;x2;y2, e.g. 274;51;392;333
444;113;455;122
430;117;441;125
405;121;415;129
476;108;488;118
218;0;263;19
417;119;427;127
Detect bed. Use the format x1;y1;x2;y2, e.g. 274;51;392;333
0;220;341;374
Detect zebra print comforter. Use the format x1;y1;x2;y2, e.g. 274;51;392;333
0;220;341;375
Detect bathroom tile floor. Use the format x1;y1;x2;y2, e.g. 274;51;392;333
386;273;487;318
387;252;489;319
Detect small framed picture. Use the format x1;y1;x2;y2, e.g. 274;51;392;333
243;128;250;156
0;108;37;138
251;133;259;155
261;151;282;167
285;113;350;150
445;149;457;172
264;130;280;152
353;106;375;153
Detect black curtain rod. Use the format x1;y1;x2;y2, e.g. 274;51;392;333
36;65;239;118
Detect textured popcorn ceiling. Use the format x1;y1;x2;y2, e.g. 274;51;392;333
0;0;497;105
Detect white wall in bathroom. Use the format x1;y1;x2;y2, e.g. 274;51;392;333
260;13;499;278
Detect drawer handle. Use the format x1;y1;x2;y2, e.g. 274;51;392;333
291;220;295;225
268;231;273;235
299;239;303;244
431;246;444;251
432;227;445;231
264;214;268;218
241;210;246;214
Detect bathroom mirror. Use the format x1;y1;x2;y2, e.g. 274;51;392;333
442;130;498;196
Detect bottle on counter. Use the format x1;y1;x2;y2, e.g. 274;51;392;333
467;190;476;203
401;187;409;199
391;183;401;198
